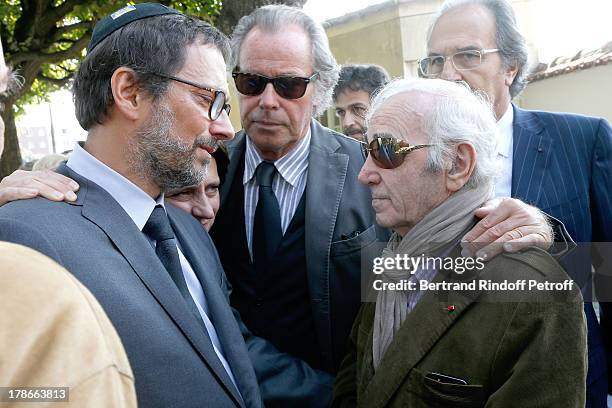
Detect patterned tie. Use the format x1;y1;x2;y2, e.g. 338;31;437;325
253;161;283;269
143;205;205;328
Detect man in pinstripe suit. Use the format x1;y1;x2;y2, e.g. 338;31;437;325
422;0;612;406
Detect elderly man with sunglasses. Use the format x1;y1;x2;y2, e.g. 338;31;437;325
419;1;612;405
332;77;587;408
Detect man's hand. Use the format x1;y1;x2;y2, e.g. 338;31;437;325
0;170;79;206
461;197;553;260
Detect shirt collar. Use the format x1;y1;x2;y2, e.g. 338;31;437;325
495;104;514;158
243;128;311;187
66;142;164;231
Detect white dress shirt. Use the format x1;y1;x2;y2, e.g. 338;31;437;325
66;143;241;395
243;130;311;257
494;105;514;198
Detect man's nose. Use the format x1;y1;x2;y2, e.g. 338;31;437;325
342;112;357;130
209;110;235;141
192;196;214;219
258;83;280;110
358;155;381;186
440;58;462;81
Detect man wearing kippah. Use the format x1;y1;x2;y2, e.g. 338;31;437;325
0;4;330;407
0;32;136;408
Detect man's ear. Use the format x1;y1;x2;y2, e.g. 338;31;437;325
110;67;149;121
446;142;477;192
504;61;519;88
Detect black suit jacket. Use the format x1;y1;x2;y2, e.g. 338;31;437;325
214;120;388;374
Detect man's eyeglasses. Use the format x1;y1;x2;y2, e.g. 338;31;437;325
232;72;318;99
152;73;231;121
361;134;434;169
417;49;499;78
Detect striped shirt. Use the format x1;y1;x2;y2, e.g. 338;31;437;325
243;130;311;257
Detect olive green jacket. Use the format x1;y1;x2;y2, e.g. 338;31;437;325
332;247;587;408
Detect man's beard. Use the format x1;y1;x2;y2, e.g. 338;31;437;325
129;100;218;192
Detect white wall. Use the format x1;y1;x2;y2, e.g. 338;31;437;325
517;64;612;121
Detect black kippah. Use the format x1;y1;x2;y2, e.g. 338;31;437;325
88;3;180;52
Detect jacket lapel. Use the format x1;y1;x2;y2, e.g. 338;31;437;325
58;165;244;407
217;134;251;260
304;120;349;359
221;132;247;208
511;104;553;206
362;246;483;408
170;209;255;408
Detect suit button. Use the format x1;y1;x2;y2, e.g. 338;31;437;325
256;298;263;307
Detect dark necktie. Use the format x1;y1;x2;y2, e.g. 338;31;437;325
143;205;205;328
253;161;282;269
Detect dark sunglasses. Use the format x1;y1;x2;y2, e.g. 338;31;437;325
361;134;434;169
152;72;231;121
232;72;318;99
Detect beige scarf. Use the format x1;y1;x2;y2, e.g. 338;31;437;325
372;183;492;370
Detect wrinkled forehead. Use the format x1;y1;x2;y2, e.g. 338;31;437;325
238;24;313;76
368;92;433;142
428;4;497;52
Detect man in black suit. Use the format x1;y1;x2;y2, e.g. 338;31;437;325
0;4;329;407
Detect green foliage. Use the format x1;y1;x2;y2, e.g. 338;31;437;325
1;0;223;112
12;78;55;116
0;0;20;38
167;0;222;21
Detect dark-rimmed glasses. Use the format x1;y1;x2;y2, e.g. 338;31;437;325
361;134;434;169
152;73;230;121
232;72;318;99
418;49;499;78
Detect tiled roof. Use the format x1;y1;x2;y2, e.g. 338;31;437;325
528;41;612;82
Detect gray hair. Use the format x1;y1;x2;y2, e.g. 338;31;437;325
73;14;230;130
230;4;340;117
367;78;499;190
427;0;529;98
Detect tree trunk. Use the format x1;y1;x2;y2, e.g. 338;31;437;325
215;0;307;35
0;102;22;179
